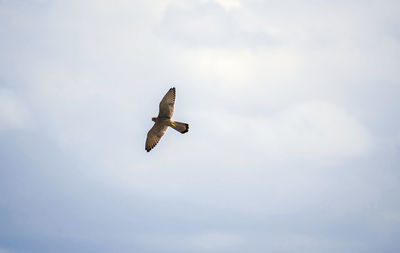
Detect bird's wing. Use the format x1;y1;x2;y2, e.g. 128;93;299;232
158;87;175;118
145;121;168;152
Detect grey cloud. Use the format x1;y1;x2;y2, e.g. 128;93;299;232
156;1;278;48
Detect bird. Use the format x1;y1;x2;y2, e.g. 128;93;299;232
145;87;189;152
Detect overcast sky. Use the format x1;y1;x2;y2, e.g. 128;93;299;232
1;0;400;252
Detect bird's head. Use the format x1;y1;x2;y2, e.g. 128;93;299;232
152;116;157;122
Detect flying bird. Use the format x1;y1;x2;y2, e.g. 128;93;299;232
145;87;189;152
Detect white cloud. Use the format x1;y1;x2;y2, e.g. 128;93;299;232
157;1;275;48
257;101;372;159
198;100;372;161
215;0;241;9
180;48;299;89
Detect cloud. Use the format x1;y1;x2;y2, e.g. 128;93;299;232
179;48;299;89
215;0;242;9
254;101;372;159
193;100;372;161
0;248;13;253
156;1;276;48
0;89;30;130
136;231;244;252
191;231;244;251
0;0;399;253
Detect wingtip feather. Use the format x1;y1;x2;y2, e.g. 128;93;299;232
182;123;189;133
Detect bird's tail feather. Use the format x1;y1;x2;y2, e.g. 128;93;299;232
171;121;189;134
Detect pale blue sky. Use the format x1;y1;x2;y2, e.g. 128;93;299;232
1;0;400;252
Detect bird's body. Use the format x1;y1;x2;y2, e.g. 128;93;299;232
152;117;171;125
145;87;189;152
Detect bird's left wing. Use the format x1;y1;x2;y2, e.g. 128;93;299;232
145;122;168;152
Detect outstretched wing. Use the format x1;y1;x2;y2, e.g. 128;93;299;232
145;122;168;152
158;87;175;118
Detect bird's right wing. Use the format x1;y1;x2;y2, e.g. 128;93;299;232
145;122;168;152
158;87;176;118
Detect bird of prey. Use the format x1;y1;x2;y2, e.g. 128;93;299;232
145;87;189;152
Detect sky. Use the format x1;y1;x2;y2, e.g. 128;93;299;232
1;0;400;252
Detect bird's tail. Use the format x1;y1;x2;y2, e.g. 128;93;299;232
171;121;189;134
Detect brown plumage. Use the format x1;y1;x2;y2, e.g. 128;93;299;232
145;87;189;152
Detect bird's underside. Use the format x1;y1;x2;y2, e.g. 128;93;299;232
145;87;189;152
